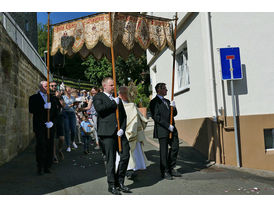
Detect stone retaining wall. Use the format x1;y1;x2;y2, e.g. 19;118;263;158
0;23;45;166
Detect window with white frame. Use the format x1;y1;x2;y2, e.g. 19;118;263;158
175;42;189;92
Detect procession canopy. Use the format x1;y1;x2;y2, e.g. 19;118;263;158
51;12;174;60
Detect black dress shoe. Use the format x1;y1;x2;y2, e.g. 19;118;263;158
108;186;121;195
170;169;182;177
44;168;51;174
118;183;131;193
162;172;173;180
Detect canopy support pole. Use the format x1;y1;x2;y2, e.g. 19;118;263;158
47;12;51;139
108;12;122;152
169;12;178;139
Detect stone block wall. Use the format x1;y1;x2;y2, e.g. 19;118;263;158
0;23;45;166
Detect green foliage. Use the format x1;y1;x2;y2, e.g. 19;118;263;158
128;81;150;108
115;54;149;86
82;56;113;86
82;54;151;107
37;23;52;57
82;54;149;88
60;55;88;81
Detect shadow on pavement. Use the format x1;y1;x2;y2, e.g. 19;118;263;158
0;135;213;195
127;145;212;190
0;140;106;195
126;150;163;190
177;146;212;174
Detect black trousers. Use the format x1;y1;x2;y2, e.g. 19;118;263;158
158;129;179;174
100;135;130;187
35;129;54;170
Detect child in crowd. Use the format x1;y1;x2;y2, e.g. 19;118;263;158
80;114;93;154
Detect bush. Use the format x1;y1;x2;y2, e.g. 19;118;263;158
128;81;150;108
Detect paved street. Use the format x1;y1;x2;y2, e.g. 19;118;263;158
1;119;274;195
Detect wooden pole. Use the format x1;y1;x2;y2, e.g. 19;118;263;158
169;12;178;139
108;12;122;152
47;12;51;139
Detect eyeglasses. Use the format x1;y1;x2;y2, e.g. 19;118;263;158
50;85;57;87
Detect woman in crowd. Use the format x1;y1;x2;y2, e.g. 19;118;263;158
72;90;84;145
62;86;78;152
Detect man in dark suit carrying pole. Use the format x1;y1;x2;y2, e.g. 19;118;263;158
93;77;130;195
149;83;182;180
29;81;58;175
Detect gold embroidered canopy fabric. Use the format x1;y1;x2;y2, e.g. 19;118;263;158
51;13;174;60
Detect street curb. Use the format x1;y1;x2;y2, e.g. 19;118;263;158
144;119;274;178
213;163;274;178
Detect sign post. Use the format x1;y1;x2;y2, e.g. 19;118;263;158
220;47;242;167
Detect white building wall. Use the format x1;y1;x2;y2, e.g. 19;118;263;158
211;12;274;116
148;12;274;122
148;12;215;120
148;47;173;99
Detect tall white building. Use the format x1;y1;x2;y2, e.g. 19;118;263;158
147;12;274;172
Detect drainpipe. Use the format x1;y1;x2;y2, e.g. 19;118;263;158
204;12;218;123
204;12;220;162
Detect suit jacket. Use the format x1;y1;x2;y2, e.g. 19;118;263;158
29;92;58;134
93;92;127;137
149;95;177;139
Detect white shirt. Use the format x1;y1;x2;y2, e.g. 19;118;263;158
156;94;164;100
104;92;113;100
157;94;169;109
39;91;47;103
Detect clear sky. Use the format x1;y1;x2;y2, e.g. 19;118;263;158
37;12;98;25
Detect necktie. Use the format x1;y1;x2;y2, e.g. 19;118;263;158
42;93;47;103
163;99;169;109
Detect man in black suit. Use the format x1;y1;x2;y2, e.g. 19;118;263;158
29;81;58;175
149;83;181;180
93;77;130;195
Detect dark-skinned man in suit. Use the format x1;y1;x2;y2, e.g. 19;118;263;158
93;77;130;195
149;83;182;180
29;81;58;175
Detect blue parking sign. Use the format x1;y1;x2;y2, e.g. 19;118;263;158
220;47;242;80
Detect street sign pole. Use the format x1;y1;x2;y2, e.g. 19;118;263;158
220;47;242;167
227;56;241;167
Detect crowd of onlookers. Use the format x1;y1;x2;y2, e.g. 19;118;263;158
49;81;102;164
